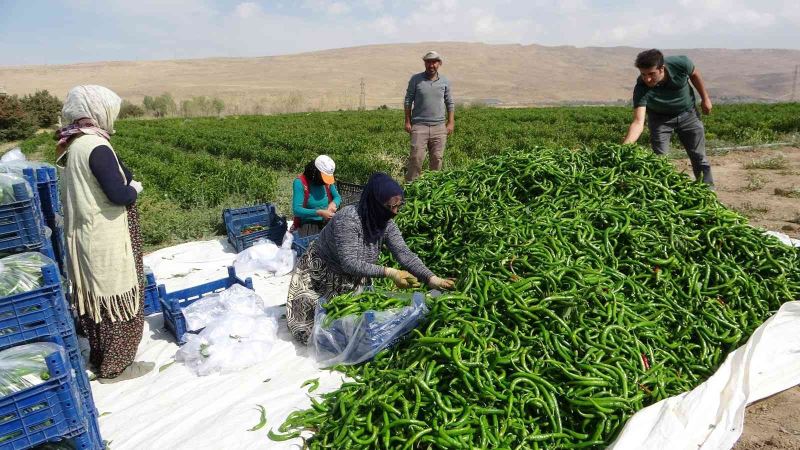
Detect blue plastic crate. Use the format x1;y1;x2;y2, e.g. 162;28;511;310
222;204;287;253
0;348;92;450
49;220;66;276
0;177;46;254
158;266;254;344
291;231;319;258
33;166;61;224
0;264;72;352
38;238;56;264
0;260;100;441
143;271;160;315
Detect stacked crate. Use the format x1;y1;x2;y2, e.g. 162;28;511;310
0;165;66;274
0;261;103;449
0;164;102;449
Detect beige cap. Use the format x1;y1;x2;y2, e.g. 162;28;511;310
315;154;336;185
422;51;442;62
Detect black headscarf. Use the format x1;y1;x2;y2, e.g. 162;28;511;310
303;160;324;186
357;172;404;243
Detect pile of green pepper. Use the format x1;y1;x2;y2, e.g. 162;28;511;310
321;291;419;327
272;144;800;449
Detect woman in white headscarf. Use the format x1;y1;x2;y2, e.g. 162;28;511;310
56;85;153;382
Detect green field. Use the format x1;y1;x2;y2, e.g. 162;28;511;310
20;103;800;250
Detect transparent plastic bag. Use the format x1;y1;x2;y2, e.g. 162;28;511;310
0;148;26;163
181;284;267;331
0;342;62;397
175;312;280;376
311;291;429;366
0;252;52;297
0;173;33;205
233;234;296;277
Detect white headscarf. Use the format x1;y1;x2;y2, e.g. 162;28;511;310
61;85;122;134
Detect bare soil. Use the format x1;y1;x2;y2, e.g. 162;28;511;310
673;147;800;240
673;147;800;450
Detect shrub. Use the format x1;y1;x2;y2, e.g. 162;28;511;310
0;95;37;142
20;90;62;128
119;100;145;119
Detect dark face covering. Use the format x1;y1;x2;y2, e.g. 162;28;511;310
357;172;404;243
303;161;324;186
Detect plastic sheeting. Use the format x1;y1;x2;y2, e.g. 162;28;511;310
89;232;799;449
233;235;296;277
611;301;800;450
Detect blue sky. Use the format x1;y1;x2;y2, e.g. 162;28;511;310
1;0;798;66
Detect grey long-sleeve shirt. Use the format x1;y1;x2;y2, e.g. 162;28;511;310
404;72;454;125
314;205;435;283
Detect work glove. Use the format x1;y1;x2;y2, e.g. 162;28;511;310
428;276;455;290
129;180;143;194
385;267;420;289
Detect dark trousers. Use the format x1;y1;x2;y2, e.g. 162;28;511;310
647;108;714;185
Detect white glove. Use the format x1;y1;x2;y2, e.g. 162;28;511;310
129;180;143;194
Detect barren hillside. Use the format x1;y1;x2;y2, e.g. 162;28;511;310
1;42;797;113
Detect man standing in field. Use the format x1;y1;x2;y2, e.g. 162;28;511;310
623;49;714;186
404;50;455;182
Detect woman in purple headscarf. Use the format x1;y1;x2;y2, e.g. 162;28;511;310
286;172;454;344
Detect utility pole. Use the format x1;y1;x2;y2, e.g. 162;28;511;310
792;65;798;102
359;78;366;111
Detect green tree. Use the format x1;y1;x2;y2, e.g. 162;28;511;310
143;95;155;114
0;95;37;142
143;93;177;117
153;93;177;117
212;98;225;116
119;100;145;119
20;90;62;128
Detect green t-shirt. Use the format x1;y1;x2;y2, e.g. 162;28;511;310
632;55;696;115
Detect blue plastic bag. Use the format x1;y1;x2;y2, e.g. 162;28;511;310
311;291;429;366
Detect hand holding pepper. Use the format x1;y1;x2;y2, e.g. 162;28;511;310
428;276;455;290
385;267;420;289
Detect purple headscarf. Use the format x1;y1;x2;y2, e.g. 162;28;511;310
357;173;404;243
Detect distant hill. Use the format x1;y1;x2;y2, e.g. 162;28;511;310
1;42;797;113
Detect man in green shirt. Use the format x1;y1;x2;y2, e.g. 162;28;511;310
623;49;714;186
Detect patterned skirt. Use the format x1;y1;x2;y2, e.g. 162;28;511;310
286;242;365;345
79;203;146;378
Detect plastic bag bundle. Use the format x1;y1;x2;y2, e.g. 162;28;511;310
0;160;55;175
176;312;280;376
0;173;33;205
0;342;62;397
311;291;430;367
0;148;26;163
181;284;268;331
0;252;53;297
233;234;296;277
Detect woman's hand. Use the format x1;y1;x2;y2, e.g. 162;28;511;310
129;180;143;193
317;209;335;220
385;267;420;289
327;202;338;213
428;276;455;290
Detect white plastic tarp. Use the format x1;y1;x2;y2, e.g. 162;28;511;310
88;232;800;449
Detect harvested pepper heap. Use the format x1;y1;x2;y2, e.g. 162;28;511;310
273;144;800;449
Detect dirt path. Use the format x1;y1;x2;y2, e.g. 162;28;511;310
673;147;800;450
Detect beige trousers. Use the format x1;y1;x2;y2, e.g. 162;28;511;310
406;123;447;182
